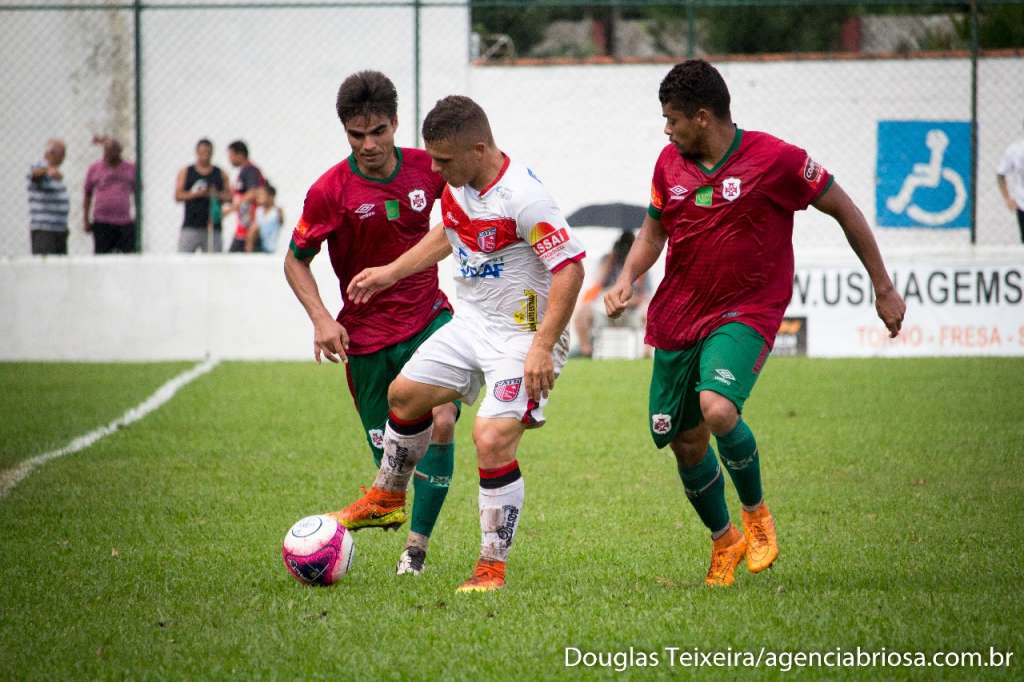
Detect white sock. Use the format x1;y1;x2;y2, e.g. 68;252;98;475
478;477;524;562
373;418;433;492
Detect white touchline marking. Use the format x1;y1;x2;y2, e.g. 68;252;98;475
0;357;221;499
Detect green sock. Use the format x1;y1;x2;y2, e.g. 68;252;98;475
411;443;454;537
715;418;763;507
677;445;730;534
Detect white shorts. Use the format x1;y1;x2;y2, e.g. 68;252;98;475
400;313;568;426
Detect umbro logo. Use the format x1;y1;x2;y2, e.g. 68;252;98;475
714;368;736;385
669;185;688;201
356;203;375;219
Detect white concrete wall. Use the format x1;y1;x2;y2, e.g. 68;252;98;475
2;241;1021;361
469;57;1024;250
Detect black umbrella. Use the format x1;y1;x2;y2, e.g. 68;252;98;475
566;202;646;230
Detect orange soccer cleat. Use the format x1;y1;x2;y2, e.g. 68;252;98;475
329;485;407;531
742;503;779;573
705;526;748;587
455;558;506;593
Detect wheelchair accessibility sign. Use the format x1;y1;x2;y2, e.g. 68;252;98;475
876;120;971;229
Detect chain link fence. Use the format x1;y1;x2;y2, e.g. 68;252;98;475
1;0;1021;257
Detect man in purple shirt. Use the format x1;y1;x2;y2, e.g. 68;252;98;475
84;137;137;254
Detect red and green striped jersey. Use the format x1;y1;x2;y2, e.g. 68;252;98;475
646;128;833;350
290;147;450;356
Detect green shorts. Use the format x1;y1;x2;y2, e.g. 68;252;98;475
344;310;458;463
648;322;770;448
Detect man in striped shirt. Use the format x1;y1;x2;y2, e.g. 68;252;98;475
28;138;70;255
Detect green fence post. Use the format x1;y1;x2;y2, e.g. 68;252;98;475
687;0;696;58
969;0;978;245
134;0;143;252
414;0;421;147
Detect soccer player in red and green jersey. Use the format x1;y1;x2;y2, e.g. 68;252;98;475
605;60;907;587
284;71;457;576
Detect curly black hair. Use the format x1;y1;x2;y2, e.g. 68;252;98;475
336;71;398;124
658;59;731;119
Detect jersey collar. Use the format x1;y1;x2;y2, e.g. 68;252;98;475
477;153;510;196
697;126;743;176
348;147;403;184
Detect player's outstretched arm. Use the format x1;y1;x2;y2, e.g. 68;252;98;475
525;261;585;401
284;250;350;363
814;181;906;338
605;213;666;319
347;223;450;304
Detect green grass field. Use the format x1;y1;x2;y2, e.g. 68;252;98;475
1;358;1022;680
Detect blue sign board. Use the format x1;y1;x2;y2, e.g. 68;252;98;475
876;120;971;229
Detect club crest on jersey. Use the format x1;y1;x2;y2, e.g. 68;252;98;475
408;189;427;212
722;177;741;202
368;429;384;450
493;378;522;402
652;413;672;435
478;227;497;253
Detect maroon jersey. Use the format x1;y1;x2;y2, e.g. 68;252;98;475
646;129;833;350
289;147;450;356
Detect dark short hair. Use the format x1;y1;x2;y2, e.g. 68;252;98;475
227;140;248;157
265;183;276;196
612;230;635;261
659;59;731;119
421;95;494;146
336;71;398;124
196;138;213;149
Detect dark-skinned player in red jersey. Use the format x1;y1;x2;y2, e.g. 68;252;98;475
284;71;457;577
605;60;907;587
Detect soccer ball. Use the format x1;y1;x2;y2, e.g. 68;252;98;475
281;514;355;586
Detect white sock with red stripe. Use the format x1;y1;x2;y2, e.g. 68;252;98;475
373;411;433;493
478;460;524;562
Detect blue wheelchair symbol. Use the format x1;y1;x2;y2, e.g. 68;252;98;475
876;121;971;229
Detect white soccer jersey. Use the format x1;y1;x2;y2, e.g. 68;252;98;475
441;155;586;337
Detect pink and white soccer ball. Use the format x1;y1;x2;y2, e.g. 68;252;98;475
281;514;355;586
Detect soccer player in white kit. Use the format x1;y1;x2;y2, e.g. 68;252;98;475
335;95;586;592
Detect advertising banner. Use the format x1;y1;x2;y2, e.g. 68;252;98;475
785;263;1024;356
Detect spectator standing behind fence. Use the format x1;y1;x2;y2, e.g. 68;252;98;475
175;138;232;252
573;230;649;357
83;136;137;254
253;184;283;253
996;121;1024;243
27;138;69;255
226;140;265;252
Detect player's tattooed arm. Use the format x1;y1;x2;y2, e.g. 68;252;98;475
813;181;906;338
347;223;450;304
284;250;350;363
605;213;666;319
525;261;584;401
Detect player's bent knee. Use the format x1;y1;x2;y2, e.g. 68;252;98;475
431;404;457;443
670;425;710;468
472;423;518;464
699;391;739;434
670;440;707;468
387;377;428;419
